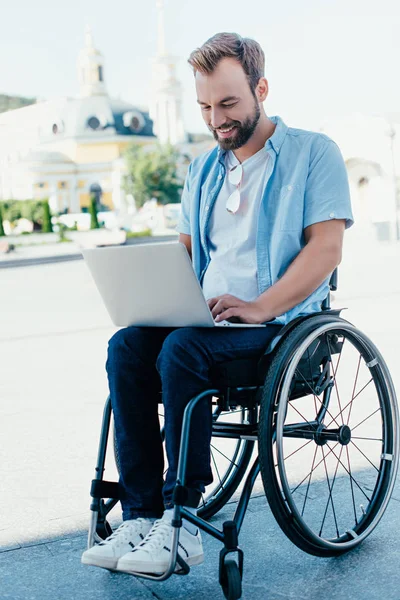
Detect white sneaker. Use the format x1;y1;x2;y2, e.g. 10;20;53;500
81;518;153;570
116;514;204;575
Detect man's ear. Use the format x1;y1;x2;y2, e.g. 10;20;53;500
256;77;269;102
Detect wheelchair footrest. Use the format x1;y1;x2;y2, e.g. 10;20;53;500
90;479;120;500
175;554;190;575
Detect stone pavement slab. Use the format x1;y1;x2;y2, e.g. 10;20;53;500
1;489;400;600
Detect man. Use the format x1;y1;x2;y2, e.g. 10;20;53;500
81;32;353;575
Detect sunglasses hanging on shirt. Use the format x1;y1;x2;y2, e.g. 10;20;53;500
226;163;243;214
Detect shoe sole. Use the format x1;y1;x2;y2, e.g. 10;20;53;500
81;553;118;571
116;553;204;575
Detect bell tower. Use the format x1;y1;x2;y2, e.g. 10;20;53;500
77;26;107;97
150;0;186;144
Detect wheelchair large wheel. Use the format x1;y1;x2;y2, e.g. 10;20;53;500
113;403;255;521
259;315;399;557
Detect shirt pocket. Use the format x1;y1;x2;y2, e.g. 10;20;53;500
274;184;303;231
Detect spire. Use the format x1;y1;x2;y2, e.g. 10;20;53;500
150;1;186;144
85;24;94;49
156;0;166;56
77;26;107;97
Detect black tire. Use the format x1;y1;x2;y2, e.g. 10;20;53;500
259;315;399;557
113;404;255;521
220;559;242;600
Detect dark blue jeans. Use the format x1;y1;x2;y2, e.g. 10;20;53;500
106;325;280;520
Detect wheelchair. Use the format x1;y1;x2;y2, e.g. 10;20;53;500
86;269;399;600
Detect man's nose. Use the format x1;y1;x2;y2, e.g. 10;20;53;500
210;108;225;130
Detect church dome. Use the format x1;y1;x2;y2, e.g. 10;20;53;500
108;98;154;137
46;95;155;140
22;149;74;164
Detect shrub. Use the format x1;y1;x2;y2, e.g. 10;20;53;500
0;203;5;236
89;194;100;229
125;228;152;238
41;199;53;233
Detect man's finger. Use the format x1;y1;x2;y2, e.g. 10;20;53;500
211;299;229;318
207;297;219;309
215;307;240;322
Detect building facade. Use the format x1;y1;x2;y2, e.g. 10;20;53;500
0;27;159;216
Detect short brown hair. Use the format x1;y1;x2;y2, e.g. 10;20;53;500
188;32;265;92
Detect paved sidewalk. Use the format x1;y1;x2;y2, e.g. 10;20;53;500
2;491;400;600
1;234;400;599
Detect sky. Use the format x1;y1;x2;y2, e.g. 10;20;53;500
1;0;400;133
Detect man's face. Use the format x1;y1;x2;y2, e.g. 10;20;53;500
195;57;261;151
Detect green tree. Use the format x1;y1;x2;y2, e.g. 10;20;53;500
123;144;183;209
1;199;44;230
89;194;100;229
41;199;53;233
0;203;5;236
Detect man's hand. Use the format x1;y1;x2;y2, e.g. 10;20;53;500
207;294;270;324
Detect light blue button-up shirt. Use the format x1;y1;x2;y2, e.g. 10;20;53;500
176;115;354;325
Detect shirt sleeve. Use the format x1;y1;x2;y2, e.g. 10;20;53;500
175;161;193;235
303;139;354;230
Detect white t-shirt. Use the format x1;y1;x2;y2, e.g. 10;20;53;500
201;146;270;302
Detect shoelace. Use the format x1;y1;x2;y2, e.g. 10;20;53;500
101;518;148;548
136;518;171;554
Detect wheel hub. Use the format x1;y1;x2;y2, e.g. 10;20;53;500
314;424;351;446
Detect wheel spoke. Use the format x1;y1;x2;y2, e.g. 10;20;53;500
210;442;240;468
351;407;382;433
295;368;340;428
319;445;342;537
210;447;224;489
352;436;383;441
290;443;339;494
301;444;318;517
346;355;362;426
305;343;319;418
326;334;345;426
328;444;371;502
349;441;380;472
325;378;374;429
287;401;317;431
275;439;313;467
313;392;342;429
331;335;345;379
345;445;358;526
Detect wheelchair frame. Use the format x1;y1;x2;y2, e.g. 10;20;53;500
86;269;399;600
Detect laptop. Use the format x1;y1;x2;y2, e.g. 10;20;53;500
82;241;266;328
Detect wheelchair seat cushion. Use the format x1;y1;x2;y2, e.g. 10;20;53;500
210;357;263;388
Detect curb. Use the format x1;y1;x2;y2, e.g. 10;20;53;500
0;235;178;269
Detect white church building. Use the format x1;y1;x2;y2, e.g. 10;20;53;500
0;1;189;218
0;3;399;242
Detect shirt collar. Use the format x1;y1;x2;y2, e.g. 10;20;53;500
217;115;288;164
265;115;288;155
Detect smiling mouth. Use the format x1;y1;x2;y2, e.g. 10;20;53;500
217;125;237;136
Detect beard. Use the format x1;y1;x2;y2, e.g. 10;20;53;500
210;99;261;151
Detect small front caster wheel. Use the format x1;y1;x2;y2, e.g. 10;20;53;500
220;558;242;600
